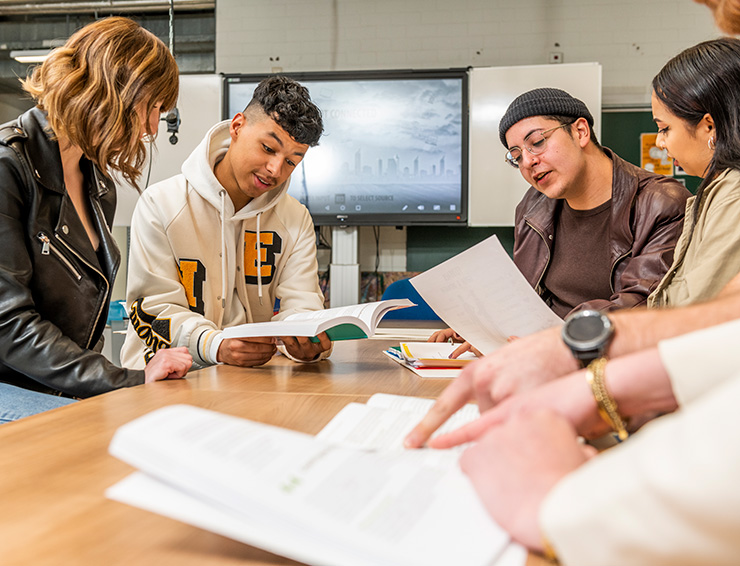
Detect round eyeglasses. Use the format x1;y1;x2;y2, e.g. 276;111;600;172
504;121;575;169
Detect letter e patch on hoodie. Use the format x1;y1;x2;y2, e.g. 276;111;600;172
244;230;282;285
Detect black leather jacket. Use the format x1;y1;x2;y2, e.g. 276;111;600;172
0;107;144;397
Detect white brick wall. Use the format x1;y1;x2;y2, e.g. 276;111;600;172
216;0;719;106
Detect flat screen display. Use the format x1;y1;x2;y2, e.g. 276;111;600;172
223;70;468;226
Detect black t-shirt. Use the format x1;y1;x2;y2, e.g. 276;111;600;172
542;199;613;318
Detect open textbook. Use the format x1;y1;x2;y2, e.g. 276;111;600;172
221;298;414;341
107;400;508;566
316;393;480;451
399;342;477;367
411;235;563;355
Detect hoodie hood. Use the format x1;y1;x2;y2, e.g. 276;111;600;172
180;119;291;220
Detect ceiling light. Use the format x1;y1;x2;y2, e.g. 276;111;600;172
10;49;51;63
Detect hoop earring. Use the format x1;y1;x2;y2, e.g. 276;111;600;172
708;136;716;150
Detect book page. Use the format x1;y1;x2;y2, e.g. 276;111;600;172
368;392;480;421
108;405;506;566
411;235;562;355
400;341;477;366
221;299;413;339
383;349;464;378
283;299;412;326
316;394;480;452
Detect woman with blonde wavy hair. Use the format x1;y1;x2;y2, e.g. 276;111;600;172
0;16;191;423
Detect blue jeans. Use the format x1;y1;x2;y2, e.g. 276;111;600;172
0;383;76;424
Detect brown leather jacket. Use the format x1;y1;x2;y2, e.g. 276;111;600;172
0;107;144;397
513;148;691;313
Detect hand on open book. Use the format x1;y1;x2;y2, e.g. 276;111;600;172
280;332;332;362
218;336;277;367
427;328;482;359
144;346;192;383
449;341;483;359
404;326;577;449
460;409;596;552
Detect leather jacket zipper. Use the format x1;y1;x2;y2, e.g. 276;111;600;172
53;232;110;349
37;232;82;281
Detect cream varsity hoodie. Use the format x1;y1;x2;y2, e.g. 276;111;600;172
120;120;326;368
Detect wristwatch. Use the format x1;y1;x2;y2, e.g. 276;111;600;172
561;310;614;367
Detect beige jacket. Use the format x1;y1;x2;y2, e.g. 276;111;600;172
648;168;740;307
540;318;740;565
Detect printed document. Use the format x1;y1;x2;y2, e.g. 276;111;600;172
411;235;562;354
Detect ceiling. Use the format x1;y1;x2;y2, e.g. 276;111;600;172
0;0;214;15
0;0;215;100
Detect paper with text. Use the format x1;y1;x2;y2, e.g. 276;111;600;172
411;235;562;355
107;404;507;566
316;393;480;453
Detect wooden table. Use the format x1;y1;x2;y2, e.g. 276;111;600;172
0;339;546;566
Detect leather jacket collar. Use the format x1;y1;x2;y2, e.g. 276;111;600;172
18;107;112;200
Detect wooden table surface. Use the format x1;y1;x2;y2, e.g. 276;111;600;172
0;338;546;566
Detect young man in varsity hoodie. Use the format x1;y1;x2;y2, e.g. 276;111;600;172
121;76;332;369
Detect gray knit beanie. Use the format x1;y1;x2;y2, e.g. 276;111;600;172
498;87;594;147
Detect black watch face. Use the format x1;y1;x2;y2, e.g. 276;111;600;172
564;312;613;352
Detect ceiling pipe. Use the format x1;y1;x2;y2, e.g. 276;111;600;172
0;0;214;15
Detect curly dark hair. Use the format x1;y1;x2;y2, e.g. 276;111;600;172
244;76;323;147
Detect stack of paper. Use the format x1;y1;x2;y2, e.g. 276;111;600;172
106;402;508;566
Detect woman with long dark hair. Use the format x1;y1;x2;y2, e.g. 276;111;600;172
648;37;740;307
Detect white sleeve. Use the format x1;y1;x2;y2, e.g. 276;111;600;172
123;190;221;367
540;371;740;566
658;318;740;406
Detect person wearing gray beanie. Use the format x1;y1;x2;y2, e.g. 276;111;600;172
427;86;690;351
494;86;690;319
498;87;594;147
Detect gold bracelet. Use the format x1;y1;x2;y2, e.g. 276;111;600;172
542;536;560;564
586;357;629;441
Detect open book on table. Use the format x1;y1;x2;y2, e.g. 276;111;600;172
107;397;508;566
399;341;477;368
316;392;480;451
383;342;478;378
221;298;414;342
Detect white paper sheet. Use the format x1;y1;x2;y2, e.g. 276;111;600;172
107;405;508;566
411;235;562;354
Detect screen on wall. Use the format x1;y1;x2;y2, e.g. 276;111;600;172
223;69;468;226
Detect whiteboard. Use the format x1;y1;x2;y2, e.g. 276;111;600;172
114;74;222;225
468;63;602;226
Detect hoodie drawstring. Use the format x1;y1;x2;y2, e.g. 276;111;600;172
219;190;227;312
256;211;263;306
